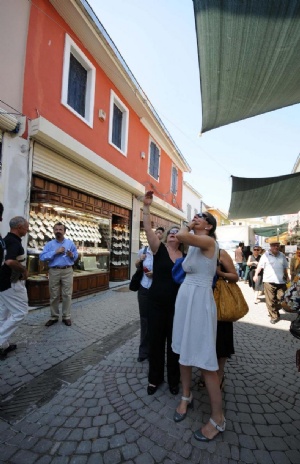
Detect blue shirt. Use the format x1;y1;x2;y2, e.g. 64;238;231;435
40;238;78;267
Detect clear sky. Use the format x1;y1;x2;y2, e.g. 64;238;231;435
88;0;299;213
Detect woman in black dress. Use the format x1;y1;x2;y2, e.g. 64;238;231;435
142;191;183;395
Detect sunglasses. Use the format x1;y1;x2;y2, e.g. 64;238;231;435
253;248;260;251
195;213;211;224
168;229;179;235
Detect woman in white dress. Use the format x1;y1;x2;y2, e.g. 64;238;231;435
172;213;226;441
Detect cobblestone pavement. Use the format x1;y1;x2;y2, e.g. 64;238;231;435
0;282;300;463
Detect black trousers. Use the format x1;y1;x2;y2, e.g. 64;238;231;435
137;285;150;358
147;298;180;387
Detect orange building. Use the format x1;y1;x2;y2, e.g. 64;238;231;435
0;0;190;304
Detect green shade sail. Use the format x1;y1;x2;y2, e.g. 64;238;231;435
228;173;300;219
193;0;300;133
253;223;289;238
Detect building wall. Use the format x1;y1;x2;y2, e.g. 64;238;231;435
22;0;183;209
0;0;30;114
182;182;201;221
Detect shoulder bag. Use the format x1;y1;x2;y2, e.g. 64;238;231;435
172;256;186;284
214;278;249;322
129;247;147;292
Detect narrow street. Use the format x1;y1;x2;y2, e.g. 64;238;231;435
0;283;299;464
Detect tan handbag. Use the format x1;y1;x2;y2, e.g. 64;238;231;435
214;278;249;322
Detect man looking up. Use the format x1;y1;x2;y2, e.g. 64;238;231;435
40;222;78;327
0;216;29;360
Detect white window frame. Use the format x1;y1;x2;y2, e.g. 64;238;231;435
171;164;178;195
148;138;161;181
61;34;96;127
108;90;129;156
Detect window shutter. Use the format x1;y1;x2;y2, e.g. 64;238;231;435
112;104;123;149
67;54;87;117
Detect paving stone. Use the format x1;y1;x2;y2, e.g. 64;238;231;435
109;433;126;448
121;443;139;460
68;428;84;441
58;441;78;456
10;449;40;463
32;438;53;453
262;437;289;451
271;451;292;464
87;454;104;464
35;456;53;464
253;450;275;464
76;440;92;454
136;436;153;453
91;438;109;453
99;424;115;438
103;448;121;464
69;456;88;464
135;453;155;464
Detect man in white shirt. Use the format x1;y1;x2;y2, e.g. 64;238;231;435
254;242;289;324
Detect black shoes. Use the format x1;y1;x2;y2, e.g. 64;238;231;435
169;385;179;395
0;344;17;360
45;319;58;327
147;384;158;395
137;356;148;362
45;319;72;326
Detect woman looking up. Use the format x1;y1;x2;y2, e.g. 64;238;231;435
142;191;183;396
172;212;226;442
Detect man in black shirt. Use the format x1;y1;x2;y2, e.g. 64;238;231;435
0;216;29;360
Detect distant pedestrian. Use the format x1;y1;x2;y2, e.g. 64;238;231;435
247;246;263;303
254;242;289;324
40;222;78;327
0;216;29;360
234;242;244;280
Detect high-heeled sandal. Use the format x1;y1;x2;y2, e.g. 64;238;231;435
173;393;193;422
194;417;226;442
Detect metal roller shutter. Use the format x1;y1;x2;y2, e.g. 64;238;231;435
33;143;132;209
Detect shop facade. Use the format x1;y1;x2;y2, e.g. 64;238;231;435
25;138;185;306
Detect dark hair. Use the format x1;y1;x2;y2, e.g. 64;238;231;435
0;202;3;219
203;212;217;238
155;226;165;233
54;222;66;231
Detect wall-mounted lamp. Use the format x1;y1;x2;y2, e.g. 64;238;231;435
98;109;106;121
140;151;146;159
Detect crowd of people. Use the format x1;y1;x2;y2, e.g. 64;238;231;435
1;195;300;440
133;192;300;441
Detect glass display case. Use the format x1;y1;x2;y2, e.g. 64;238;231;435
26;204;111;305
